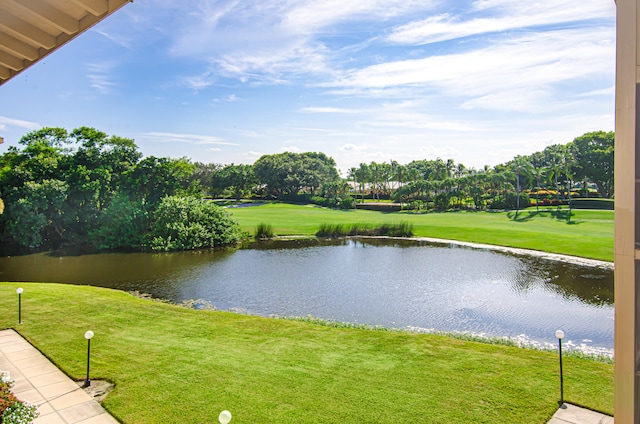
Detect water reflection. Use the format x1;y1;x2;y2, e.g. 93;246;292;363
0;238;613;353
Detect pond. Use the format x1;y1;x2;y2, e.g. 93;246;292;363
0;238;614;356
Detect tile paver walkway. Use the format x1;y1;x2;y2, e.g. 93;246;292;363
0;329;118;424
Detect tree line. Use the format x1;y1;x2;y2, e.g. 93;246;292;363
0;127;613;252
209;130;613;211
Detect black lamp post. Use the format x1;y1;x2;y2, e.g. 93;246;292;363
84;330;94;387
555;329;565;408
16;288;23;324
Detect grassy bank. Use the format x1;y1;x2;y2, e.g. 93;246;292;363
2;283;613;423
229;204;614;261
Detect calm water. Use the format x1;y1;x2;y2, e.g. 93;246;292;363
0;239;614;355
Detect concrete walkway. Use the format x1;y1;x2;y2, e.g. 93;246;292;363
0;329;118;424
548;403;613;424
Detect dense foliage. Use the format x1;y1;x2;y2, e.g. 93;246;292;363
149;196;242;251
0;127;242;251
0;127;613;250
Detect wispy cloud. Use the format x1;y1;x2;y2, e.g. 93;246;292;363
280;145;302;152
387;0;613;45
421;145;460;159
244;150;264;159
326;27;614;112
0;116;40;131
86;62;119;94
138;132;237;145
301;106;364;114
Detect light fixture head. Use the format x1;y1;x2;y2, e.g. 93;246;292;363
84;330;94;340
16;288;23;294
555;330;565;340
219;410;232;424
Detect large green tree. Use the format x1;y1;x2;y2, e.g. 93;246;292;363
212;163;258;200
570;131;614;198
253;152;339;198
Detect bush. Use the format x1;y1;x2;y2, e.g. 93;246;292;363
310;196;355;210
569;198;614;210
316;223;347;237
148;196;243;251
489;192;530;210
316;222;413;238
255;223;274;239
0;373;39;424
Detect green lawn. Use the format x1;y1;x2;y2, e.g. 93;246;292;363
2;283;613;423
229;204;614;261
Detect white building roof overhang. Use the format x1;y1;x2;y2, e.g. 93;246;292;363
0;0;131;85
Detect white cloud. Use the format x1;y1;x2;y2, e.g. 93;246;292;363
281;146;302;152
244;150;264;159
420;145;461;159
326;27;614;112
340;143;368;152
387;0;614;45
0;116;40;131
301;106;364;114
281;0;434;34
86;62;119;94
138;132;237;145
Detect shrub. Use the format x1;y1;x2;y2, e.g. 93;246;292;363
316;222;413;238
148;196;243;251
570;198;614;210
489;192;530;210
255;223;274;239
0;373;39;424
2;401;39;424
316;223;347;237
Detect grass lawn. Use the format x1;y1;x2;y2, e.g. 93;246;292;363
229;203;614;261
2;283;613;423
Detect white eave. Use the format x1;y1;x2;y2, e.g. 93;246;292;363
0;0;131;85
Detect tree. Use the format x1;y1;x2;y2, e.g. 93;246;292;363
190;162;221;197
1;179;68;248
570;131;614;198
89;193;149;250
253;152;339;199
212;164;257;200
511;156;534;213
126;156;195;205
530;166;547;211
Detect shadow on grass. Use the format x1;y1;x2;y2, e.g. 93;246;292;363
507;208;582;224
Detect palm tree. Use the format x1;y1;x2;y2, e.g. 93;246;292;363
530;166;547;211
356;163;370;203
347;167;358;202
511;157;534;213
547;152;565;209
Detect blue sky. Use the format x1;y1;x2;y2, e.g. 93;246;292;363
0;0;616;175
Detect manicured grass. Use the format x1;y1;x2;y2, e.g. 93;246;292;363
229;204;614;261
2;283;613;423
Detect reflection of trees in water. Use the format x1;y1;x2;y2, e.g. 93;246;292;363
514;258;613;307
355;238;614;307
248;237;614;307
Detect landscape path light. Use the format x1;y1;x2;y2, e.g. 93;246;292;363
218;410;232;424
84;330;94;387
16;288;23;324
555;329;565;408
